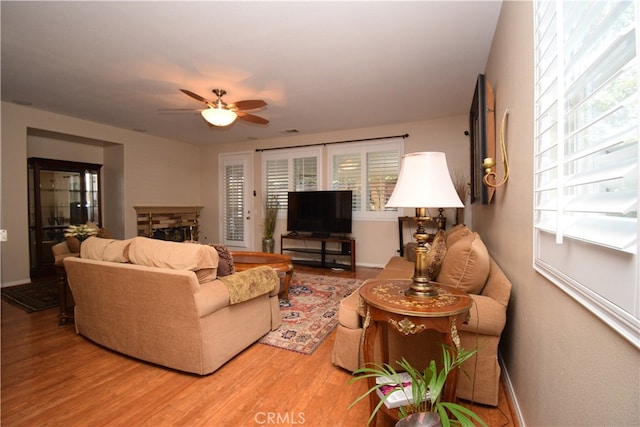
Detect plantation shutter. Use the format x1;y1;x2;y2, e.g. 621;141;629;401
366;150;399;212
262;147;322;212
328;138;403;220
224;163;245;242
293;157;318;191
533;0;639;346
332;153;362;211
534;0;638;252
265;158;289;208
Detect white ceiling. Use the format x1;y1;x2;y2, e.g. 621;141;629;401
1;1;502;146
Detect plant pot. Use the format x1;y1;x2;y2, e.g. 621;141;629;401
262;238;275;253
395;413;441;427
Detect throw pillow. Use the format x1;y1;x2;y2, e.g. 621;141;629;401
436;232;490;294
425;230;447;280
211;244;235;277
66;236;81;254
445;224;471;248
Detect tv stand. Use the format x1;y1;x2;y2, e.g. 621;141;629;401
311;231;330;238
280;234;356;272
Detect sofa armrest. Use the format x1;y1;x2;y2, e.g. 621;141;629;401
194;280;232;318
459;294;507;337
195;266;278;317
219;266;278;304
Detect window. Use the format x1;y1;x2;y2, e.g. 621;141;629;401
262;146;322;215
328;138;403;220
533;0;639;347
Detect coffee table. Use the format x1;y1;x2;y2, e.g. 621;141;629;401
231;251;294;300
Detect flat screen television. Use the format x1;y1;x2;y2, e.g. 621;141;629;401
287;190;352;236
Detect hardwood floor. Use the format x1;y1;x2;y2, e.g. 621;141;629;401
1;266;517;426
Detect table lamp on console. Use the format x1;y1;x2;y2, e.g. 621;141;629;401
386;152;464;297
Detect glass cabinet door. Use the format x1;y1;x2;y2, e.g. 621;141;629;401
28;158;102;276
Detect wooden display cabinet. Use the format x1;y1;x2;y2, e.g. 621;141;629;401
28;158;102;276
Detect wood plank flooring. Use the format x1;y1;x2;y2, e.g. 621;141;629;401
1;266;517;426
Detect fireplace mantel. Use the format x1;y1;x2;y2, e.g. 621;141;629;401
134;206;202;242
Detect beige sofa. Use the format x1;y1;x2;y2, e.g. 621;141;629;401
332;225;512;406
63;236;281;375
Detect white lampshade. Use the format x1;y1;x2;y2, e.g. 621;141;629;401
386;152;464;208
201;107;238;126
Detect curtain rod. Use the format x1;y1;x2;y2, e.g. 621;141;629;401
255;133;409;152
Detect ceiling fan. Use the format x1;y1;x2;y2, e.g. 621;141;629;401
179;88;269;127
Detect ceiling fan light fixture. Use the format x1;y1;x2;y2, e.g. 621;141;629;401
201;107;237;126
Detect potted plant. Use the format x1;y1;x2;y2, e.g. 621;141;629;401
350;345;487;427
64;224;98;243
262;195;279;253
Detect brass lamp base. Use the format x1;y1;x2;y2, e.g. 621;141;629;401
406;283;439;297
406;208;439;298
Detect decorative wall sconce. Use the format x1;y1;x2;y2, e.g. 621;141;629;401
483;109;510;189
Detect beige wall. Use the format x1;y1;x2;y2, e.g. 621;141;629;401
198;115;471;267
2;101;469;281
1;102;201;285
479;2;639;425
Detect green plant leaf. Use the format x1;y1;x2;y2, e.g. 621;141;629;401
439;402;488;427
436;405;451;427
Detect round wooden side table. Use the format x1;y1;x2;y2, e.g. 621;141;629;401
358;279;473;425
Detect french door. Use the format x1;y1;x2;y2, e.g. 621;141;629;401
219;152;253;249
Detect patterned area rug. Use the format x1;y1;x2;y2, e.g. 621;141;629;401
259;272;363;355
1;279;59;313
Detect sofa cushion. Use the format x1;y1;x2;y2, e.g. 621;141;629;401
376;257;414;280
128;237;219;283
436;232;490;295
211;244;235;277
425;230;447;280
80;236;132;263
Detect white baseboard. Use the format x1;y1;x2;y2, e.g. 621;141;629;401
1;278;31;288
498;352;526;427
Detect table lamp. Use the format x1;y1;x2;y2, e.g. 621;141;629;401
386;152;464;297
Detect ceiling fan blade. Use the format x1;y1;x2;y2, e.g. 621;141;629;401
158;108;200;114
229;99;267;111
180;89;212;105
237;112;269;125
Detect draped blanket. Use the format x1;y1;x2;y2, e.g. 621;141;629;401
219;266;277;304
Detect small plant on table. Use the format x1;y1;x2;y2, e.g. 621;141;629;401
350;344;487;427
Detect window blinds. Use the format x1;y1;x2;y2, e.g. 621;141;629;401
224;163;245;242
533;0;639;347
534;0;638;254
263;148;320;212
366;151;399;212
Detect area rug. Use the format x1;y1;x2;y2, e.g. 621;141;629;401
1;279;59;313
259;272;363;355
